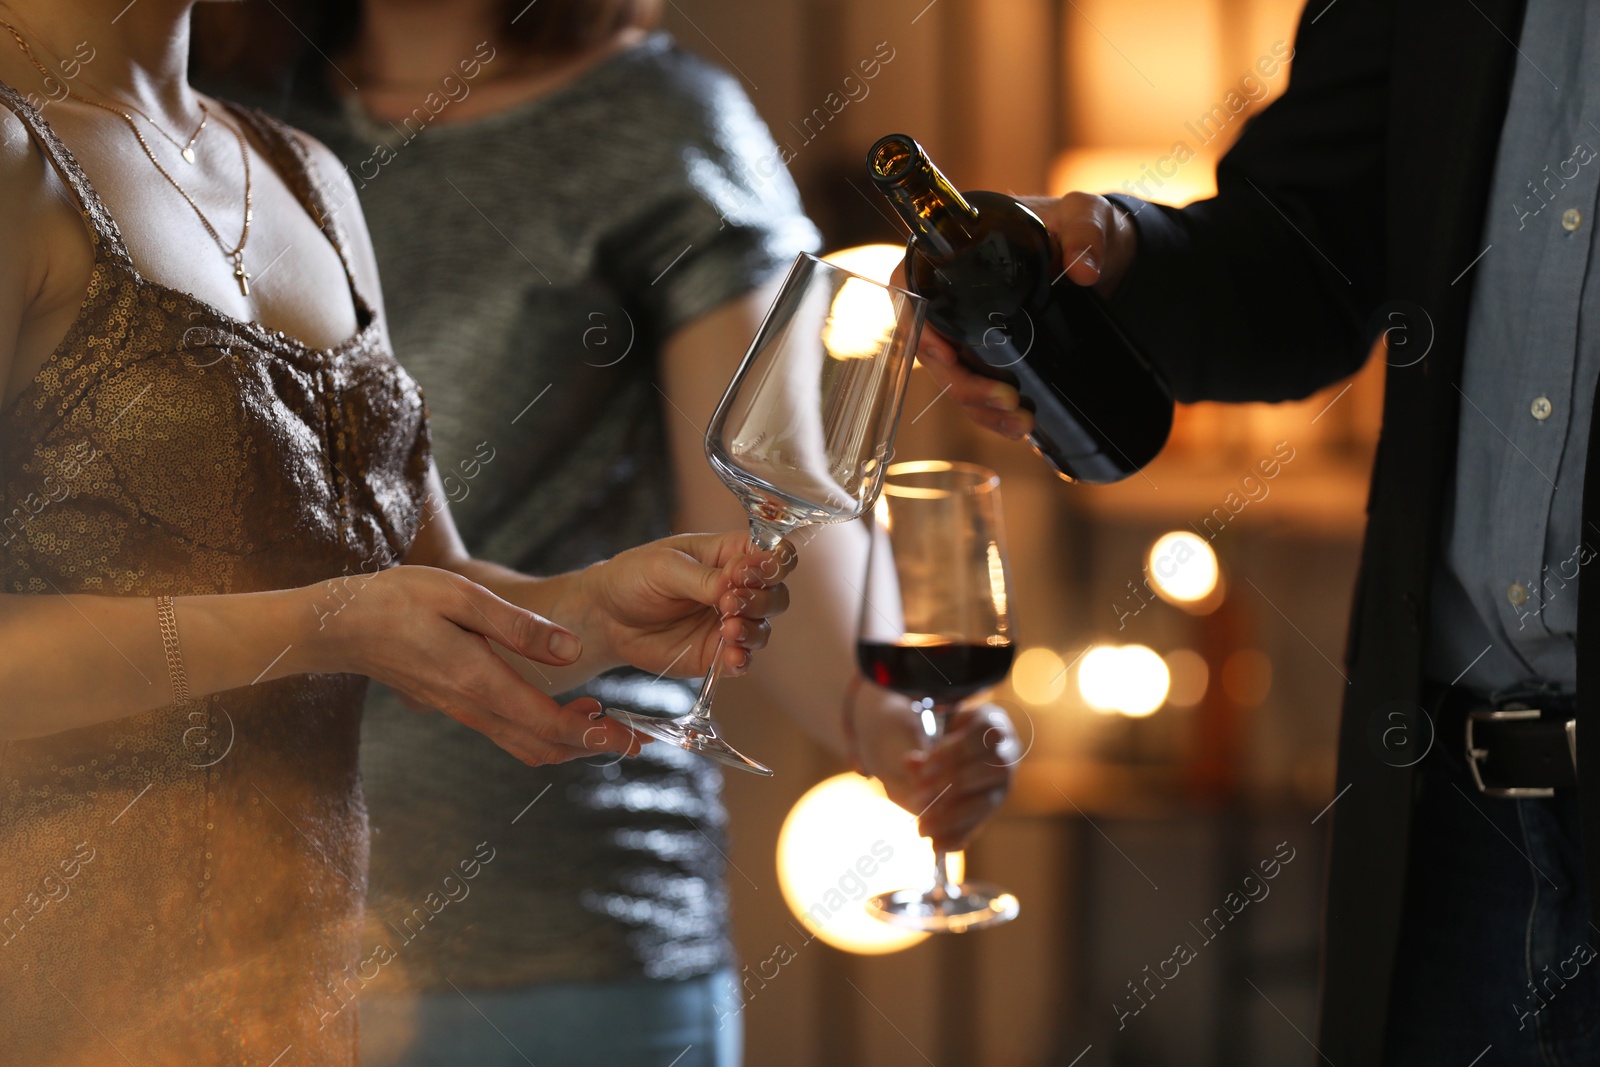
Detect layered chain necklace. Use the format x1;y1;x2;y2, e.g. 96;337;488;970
0;14;256;295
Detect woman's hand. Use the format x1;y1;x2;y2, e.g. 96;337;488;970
572;531;797;678
904;190;1139;442
855;695;1020;851
304;565;646;766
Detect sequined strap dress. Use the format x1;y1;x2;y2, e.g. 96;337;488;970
0;82;431;1066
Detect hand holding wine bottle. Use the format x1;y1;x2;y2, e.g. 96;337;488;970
868;134;1168;482
907;190;1140;441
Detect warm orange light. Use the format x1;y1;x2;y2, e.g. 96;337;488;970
777;774;964;954
822;244;905;284
1146;531;1220;604
1012;646;1068;705
1078;644;1170;717
1164;649;1209;707
1048;147;1218;208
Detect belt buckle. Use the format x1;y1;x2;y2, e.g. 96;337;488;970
1464;706;1576;798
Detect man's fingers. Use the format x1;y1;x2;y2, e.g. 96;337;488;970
919;353;1037;437
1026;191;1139;297
920;348;1017;407
1023;191;1111;285
436;572;582;665
962;406;1034;440
914;325;961;367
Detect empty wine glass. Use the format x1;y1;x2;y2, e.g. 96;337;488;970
607;252;927;775
858;460;1020;931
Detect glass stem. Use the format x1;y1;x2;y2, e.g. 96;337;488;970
925;701;959;901
686;518;788;720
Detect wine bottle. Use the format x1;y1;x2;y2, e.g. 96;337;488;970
865;133;1173;484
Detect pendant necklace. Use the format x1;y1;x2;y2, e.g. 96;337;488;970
1;15;255;295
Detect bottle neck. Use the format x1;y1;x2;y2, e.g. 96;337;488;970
868;136;983;263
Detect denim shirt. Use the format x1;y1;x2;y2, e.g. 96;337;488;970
1425;0;1600;694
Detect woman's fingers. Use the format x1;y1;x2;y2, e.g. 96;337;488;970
396;691;435;715
649;533;795;609
453;683;645;766
721;538;799;590
350;567;647;767
925;704;1022;774
432;569;583;665
717;583;789;621
904;703;1017;844
920;787;1009;850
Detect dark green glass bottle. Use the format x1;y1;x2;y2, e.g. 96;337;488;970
867;133;1173;484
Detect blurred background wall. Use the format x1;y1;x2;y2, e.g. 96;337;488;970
656;0;1386;1063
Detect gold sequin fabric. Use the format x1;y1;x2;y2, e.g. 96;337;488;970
0;84;430;1065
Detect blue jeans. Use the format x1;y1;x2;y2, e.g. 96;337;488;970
1383;724;1600;1064
359;969;743;1067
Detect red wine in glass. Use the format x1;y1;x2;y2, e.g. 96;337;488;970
856;639;1015;704
858;460;1020;933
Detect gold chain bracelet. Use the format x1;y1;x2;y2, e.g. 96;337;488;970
155;595;191;707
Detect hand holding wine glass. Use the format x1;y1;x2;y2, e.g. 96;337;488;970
571;531;797;678
606;252;927;775
850;692;1020;850
857;460;1021;932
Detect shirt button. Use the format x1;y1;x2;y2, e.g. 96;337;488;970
1563;208;1583;232
1508;583;1529;606
1531;396;1553;420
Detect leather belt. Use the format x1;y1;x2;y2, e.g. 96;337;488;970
1426;682;1578;798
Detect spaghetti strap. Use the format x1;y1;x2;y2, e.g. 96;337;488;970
223;103;370;311
0;80;134;269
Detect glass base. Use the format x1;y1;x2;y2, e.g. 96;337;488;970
604;708;774;777
867;882;1020;933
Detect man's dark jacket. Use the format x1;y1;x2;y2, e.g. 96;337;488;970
1100;0;1599;1060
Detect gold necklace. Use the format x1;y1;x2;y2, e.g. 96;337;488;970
0;16;255;295
134;99;208;164
0;7;208;161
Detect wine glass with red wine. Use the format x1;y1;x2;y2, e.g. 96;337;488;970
606;252;926;776
857;460;1020;931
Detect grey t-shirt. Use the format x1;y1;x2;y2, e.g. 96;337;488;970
284;32;819;987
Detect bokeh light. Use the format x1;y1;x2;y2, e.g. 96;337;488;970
1012;647;1067;705
822;243;905;283
776;773;964;954
1164;649;1210;707
1146;531;1220;605
1078;644;1171;717
819;245;913;361
822;278;896;360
